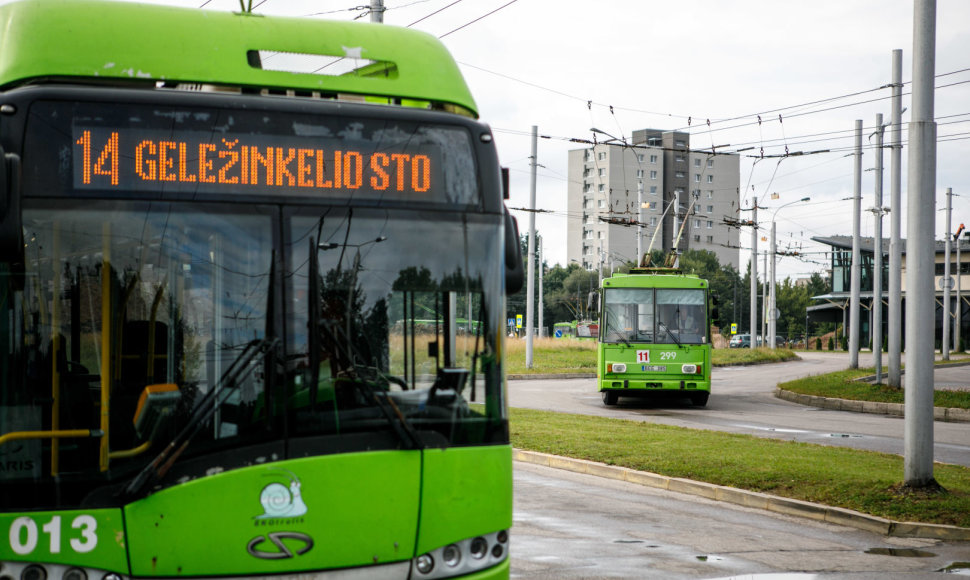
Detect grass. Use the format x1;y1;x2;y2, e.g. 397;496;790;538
504;337;796;374
510;407;970;527
779;368;970;410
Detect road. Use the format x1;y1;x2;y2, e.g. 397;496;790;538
508;352;970;578
511;462;969;579
507;351;970;467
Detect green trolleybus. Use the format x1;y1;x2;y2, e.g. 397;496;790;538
0;2;524;579
597;268;712;407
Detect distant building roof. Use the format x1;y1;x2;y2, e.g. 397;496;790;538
811;235;970;254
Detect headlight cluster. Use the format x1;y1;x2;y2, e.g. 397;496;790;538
412;529;509;579
0;561;124;580
681;363;701;374
606;362;626;373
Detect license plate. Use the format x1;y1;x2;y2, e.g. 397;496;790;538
642;365;667;372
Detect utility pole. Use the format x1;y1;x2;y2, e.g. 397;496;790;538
369;0;384;23
872;113;885;383
889;49;904;387
770;222;776;349
525;126;537;368
943;187;952;360
750;200;758;348
904;0;937;489
637;181;644;264
957;223;964;352
538;235;544;338
849;120;863;368
761;250;767;346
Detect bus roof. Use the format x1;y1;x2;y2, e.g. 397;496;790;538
602;272;707;289
0;0;478;117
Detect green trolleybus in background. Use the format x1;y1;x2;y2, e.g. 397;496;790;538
0;2;524;578
597;268;712;407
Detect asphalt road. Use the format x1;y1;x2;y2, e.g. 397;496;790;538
507;351;970;467
508;352;970;579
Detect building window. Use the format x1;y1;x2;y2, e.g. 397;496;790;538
707;175;714;183
584;199;593;209
675;155;686;163
650;155;658;163
598;152;606;161
707;220;713;229
694;174;701;182
650;217;657;226
598;231;604;239
650;185;658;194
706;235;714;243
707;159;714;168
675;171;685;179
583;183;591;193
598;199;606;209
598;168;605;177
636;169;644;178
694;158;701;167
707;205;714;213
707;190;714;199
693;234;701;242
675;140;686;148
650;170;658;180
637;154;644;162
598;184;605;192
584;149;591;161
694;219;701;228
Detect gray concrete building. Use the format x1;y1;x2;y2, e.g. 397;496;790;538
566;129;740;272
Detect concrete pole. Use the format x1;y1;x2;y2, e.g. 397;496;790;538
761;250;767;346
904;0;937;488
943;187;952;360
525;126;537;368
637;181;644;264
889;49;904;388
957;231;963;352
873;114;884;383
849;121;863;368
369;0;384;22
538;235;544;338
769;222;777;349
750;201;758;348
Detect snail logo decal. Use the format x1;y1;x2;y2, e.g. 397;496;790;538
254;468;308;521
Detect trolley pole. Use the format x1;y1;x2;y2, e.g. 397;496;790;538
525;126;538;368
849;120;862;368
889;49;904;388
904;0;937;489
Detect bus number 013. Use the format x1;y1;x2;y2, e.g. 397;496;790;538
8;515;98;555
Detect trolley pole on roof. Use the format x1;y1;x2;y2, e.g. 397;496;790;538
525;126;538;368
904;0;938;489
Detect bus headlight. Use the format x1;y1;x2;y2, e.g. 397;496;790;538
608;363;626;373
413;529;509;578
682;363;700;374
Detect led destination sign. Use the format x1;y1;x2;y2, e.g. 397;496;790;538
73;127;441;198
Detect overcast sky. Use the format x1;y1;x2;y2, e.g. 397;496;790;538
127;0;970;282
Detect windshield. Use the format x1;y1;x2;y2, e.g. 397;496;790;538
0;201;505;510
602;287;707;345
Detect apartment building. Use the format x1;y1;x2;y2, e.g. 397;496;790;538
566;129;740;272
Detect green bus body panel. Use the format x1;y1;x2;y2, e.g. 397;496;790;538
598;273;712;393
417;445;512;554
598;344;711;392
0;508;127;571
125;452;421;576
0;0;478;115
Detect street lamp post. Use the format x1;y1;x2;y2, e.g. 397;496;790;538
769;197;810;349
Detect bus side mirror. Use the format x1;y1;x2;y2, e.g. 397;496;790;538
504;209;524;295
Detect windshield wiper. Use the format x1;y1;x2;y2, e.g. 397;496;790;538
658;322;681;347
123;337;276;500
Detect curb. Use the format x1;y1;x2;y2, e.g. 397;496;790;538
513;449;970;541
774;388;970;423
